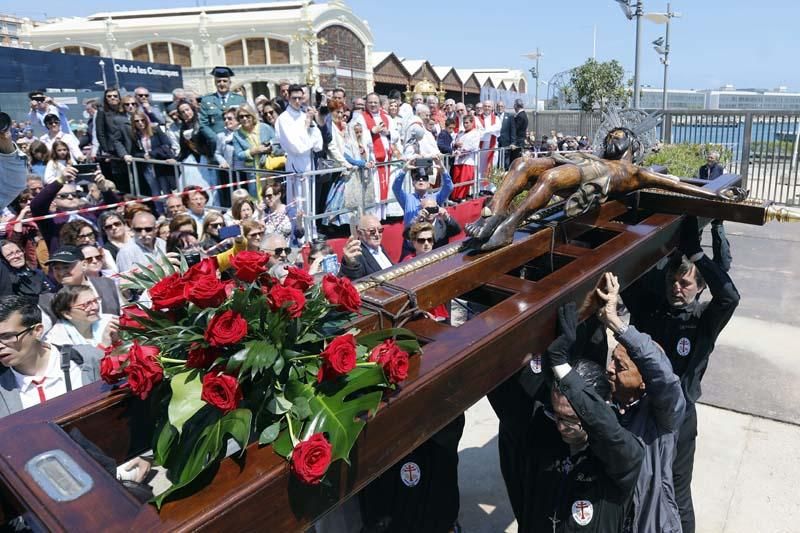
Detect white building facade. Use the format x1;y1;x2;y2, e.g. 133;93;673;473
17;1;374;99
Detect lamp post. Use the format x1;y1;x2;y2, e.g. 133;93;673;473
98;60;107;90
613;0;643;108
523;49;543;134
647;4;681;112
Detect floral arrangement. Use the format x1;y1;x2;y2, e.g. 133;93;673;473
107;251;420;506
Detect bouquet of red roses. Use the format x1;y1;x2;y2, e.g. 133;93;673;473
111;251;420;506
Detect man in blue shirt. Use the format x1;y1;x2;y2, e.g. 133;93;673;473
392;157;453;228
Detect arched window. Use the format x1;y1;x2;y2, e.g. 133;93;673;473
224;38;291;66
56;45;101;56
317;25;366;95
129;42;192;67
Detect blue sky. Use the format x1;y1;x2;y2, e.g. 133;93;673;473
11;0;799;93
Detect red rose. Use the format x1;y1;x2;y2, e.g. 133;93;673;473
183;257;218;282
201;370;243;414
123;341;163;399
149;272;189;310
283;266;314;292
368;339;410;384
290;433;332;485
204;310;248;347
186;344;218;369
230;250;269;283
317;334;356;383
119;305;148;331
322;274;361;313
184;274;228;308
99;344;128;384
268;284;306;319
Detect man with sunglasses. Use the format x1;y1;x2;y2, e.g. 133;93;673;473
340;214;393;280
38;245;121;327
26;90;70;136
116;211;166;275
31;169;118;252
134;86;165;126
200;67;246;140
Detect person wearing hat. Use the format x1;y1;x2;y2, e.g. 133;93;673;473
38;245;121;327
199;67;246;139
26;90;71;136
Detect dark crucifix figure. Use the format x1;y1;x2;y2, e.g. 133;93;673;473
465;127;745;251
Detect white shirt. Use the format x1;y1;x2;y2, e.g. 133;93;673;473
39;131;83;162
44;313;115;348
367;245;393;270
116;238;167;274
11;345;83;410
275;106;323;174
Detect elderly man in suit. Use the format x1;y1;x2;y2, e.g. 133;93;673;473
340;214;394;280
497;101;514;170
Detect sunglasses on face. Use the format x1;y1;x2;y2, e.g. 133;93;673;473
248;231;264;239
133;119;146;124
237;115;252;120
269;247;291;256
104;221;123;230
136;93;150;98
124;102;137;107
107;95;120;99
208;222;224;229
57;192;78;199
78;232;95;239
360;227;384;236
132;226;155;233
83;255;103;263
415;237;434;244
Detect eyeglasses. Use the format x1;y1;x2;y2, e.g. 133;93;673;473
237;115;252;120
208;222;224;229
123;102;137;107
135;93;150;98
132;226;155;233
3;249;23;258
0;324;37;345
106;95;120;99
72;297;101;312
263;110;276;116
77;231;95;240
268;247;291;256
83;255;103;263
56;192;78;200
104;221;123;230
360;227;384;236
45;121;60;126
543;408;583;432
247;231;264;239
415;237;434;244
133;119;147;124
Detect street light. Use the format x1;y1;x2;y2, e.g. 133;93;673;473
647;4;681;111
613;0;643;108
523;49;544;111
98;60;107;90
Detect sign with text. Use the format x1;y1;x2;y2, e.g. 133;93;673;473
1;48;183;93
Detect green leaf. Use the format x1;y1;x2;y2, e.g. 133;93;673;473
267;393;293;415
247;340;278;377
357;328;421;354
272;428;293;458
258;421;281;445
168;371;206;435
219;408;252;456
290;396;312;420
286;366;386;462
154;422;177;466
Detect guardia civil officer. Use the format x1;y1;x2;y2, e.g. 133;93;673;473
515;303;644;532
623;216;740;533
199;66;246;140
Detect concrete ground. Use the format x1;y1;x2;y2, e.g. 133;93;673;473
456;221;800;532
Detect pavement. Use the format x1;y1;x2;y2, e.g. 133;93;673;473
455;221;800;532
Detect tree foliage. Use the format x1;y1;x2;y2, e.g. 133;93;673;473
644;143;732;178
569;58;629;112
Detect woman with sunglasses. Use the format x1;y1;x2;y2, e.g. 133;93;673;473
98;211;130;261
233;105;283;198
0;240;53;301
260;179;293;242
176;99;219;205
199;212;229;253
241;219;266;252
79;244;113;279
125;112;176;213
96;88;131;193
45;285;119;348
405;221;448;321
59;220;118;274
